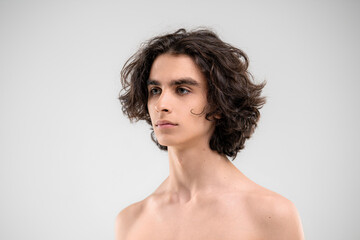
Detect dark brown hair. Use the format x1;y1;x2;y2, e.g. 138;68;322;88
119;28;265;160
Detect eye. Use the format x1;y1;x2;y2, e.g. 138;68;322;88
177;87;190;95
149;87;161;95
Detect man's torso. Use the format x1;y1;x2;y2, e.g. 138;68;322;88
123;188;278;240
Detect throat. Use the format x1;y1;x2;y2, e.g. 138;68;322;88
166;147;236;200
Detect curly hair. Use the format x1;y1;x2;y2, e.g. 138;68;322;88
119;28;266;160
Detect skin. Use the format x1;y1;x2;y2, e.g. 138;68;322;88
115;53;305;240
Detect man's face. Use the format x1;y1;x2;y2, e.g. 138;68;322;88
147;53;215;149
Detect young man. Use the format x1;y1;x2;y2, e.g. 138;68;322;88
116;28;304;240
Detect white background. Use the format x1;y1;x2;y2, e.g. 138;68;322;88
1;0;359;239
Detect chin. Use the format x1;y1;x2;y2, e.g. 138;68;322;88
158;139;197;150
157;139;175;147
156;136;183;148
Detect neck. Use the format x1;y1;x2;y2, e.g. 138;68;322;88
163;143;240;203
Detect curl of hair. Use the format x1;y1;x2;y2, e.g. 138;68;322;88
119;28;266;160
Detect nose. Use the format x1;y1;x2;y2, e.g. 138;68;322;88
154;90;172;113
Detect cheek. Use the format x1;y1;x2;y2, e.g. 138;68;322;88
147;102;155;123
187;106;212;128
185;96;207;114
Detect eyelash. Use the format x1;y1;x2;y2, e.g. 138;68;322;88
149;87;190;96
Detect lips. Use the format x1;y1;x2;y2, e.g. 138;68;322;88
155;120;178;127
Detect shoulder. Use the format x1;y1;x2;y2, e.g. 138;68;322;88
246;186;305;240
114;181;173;239
114;200;146;240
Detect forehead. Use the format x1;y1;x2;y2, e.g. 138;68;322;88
149;53;206;86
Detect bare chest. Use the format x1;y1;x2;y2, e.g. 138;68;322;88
126;204;263;240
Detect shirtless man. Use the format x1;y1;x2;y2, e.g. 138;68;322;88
116;28;304;240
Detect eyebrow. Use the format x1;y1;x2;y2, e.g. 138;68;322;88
147;78;200;87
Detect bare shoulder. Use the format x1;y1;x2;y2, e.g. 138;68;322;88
114;199;146;240
245;184;305;240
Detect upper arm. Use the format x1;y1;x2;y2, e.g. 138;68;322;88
265;198;305;240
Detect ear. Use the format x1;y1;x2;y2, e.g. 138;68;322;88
214;114;221;120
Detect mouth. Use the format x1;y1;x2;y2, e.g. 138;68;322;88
155;120;178;128
156;123;178;128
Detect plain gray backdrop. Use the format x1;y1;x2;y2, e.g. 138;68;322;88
1;0;359;239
